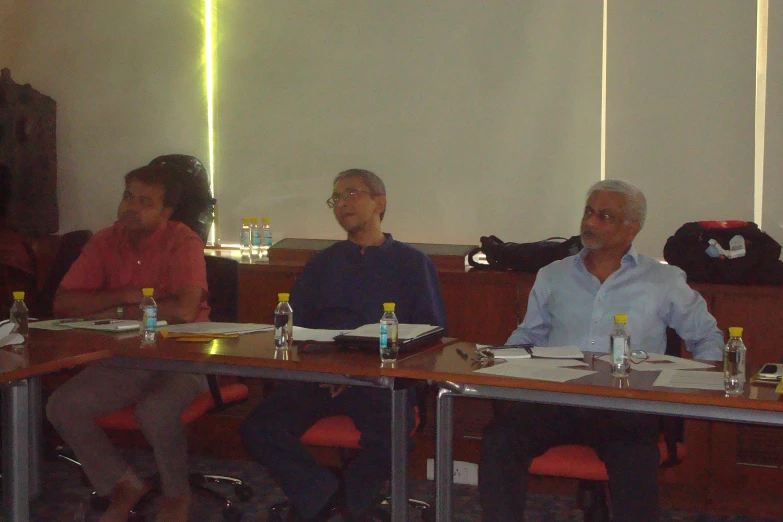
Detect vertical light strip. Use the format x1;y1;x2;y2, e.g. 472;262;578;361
205;0;217;244
600;0;608;180
754;0;769;226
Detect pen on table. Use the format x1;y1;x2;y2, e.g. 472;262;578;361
456;348;469;361
92;320;117;325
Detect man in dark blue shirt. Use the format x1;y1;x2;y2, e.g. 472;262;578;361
241;169;447;522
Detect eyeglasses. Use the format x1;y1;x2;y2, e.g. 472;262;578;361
630;350;649;364
582;207;619;225
326;189;373;209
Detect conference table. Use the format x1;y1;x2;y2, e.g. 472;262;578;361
388;341;783;522
1;328;451;522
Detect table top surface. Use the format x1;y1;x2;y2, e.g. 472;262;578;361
390;341;783;412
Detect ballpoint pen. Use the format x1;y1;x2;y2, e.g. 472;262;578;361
456;348;470;361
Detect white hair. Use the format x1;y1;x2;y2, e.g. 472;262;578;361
586;179;647;229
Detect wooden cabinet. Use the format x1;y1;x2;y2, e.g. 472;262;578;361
223;251;783;517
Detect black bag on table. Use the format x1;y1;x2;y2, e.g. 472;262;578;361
663;221;783;285
468;235;583;272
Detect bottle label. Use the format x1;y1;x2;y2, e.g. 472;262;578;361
251;230;261;246
263;230;273;246
143;306;157;330
611;337;627;365
380;323;388;349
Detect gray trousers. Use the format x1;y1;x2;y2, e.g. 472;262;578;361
46;362;207;497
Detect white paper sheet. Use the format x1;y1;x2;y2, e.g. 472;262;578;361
653;370;725;390
29;318;86;331
292;327;347;342
161;322;271;335
474;359;596;382
596;353;713;372
477;344;584;360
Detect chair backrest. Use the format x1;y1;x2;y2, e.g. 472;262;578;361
204;255;239;323
34;229;92;318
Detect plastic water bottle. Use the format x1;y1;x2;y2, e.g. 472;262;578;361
261;217;272;258
274;293;293;350
250;217;261;259
610;313;630;377
139;288;157;345
239;217;251;258
9;291;29;348
380;302;399;363
724;326;747;396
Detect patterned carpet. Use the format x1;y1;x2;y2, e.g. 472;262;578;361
31;449;775;522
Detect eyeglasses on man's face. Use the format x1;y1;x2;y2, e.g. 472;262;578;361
326;188;373;209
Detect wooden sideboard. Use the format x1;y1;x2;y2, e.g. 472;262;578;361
209;245;783;517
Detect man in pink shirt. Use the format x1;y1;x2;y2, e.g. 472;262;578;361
46;164;209;522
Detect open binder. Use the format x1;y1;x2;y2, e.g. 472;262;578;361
333;324;445;353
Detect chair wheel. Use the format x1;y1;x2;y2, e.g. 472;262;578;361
223;505;243;522
234;483;253;501
89;491;110;511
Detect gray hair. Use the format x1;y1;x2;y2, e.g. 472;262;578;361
333;168;387;220
586;179;647;228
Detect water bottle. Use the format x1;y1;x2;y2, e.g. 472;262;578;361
380;302;399;363
261;217;272;258
250;217;261;259
9;291;29;348
724;326;747;396
139;288;157;345
274;293;293;350
239;217;251;258
610;313;630;377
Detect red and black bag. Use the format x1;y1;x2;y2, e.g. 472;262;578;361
663;221;783;285
468;235;583;272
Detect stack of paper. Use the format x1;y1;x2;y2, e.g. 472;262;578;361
478;345;584;360
161;322;273;335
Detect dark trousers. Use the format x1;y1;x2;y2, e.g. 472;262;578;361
240;382;414;519
479;403;661;522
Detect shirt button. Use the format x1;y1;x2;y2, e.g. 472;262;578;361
137;260;141;265
591;340;595;345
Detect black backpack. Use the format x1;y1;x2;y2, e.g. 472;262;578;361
468;235;583;272
149;155;215;243
663;221;783;285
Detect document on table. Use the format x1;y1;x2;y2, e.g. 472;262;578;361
293;327;348;342
343;323;441;340
653;370;725;391
479;345;584;360
596;353;713;372
161;322;272;335
29;318;78;331
474;358;596;382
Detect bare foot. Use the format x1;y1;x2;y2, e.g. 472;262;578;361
98;479;153;522
155;491;191;522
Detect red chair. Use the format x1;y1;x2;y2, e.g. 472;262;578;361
268;409;433;522
528;436;686;522
59;378;252;522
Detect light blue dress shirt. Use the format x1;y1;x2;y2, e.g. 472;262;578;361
506;246;725;361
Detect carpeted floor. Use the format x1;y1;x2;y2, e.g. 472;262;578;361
31;449;776;521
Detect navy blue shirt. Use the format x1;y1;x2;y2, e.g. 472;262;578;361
290;234;447;333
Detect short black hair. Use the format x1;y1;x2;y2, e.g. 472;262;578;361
124;164;182;209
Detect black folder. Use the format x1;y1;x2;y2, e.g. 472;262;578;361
334;325;445;354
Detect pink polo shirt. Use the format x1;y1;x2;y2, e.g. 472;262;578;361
60;221;210;322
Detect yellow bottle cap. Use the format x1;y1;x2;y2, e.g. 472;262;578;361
278;293;290;301
614;314;627;324
251;217;258;223
262;217;270;224
142;288;154;297
383;302;396;312
242;217;249;223
728;327;743;337
12;291;25;300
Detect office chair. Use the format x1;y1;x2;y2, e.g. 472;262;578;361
58;255;252;521
525;329;687;522
267;409;433;522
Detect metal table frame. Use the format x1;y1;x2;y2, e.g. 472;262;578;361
434;381;783;522
107;356;413;522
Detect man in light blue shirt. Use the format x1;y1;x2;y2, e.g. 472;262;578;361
479;180;724;522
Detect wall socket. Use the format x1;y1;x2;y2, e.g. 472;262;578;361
426;459;479;485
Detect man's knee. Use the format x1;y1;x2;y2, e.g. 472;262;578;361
134;396;185;437
46;386;84;429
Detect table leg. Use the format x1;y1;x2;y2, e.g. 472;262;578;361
2;380;30;522
390;386;409;522
28;377;42;500
435;388;454;522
